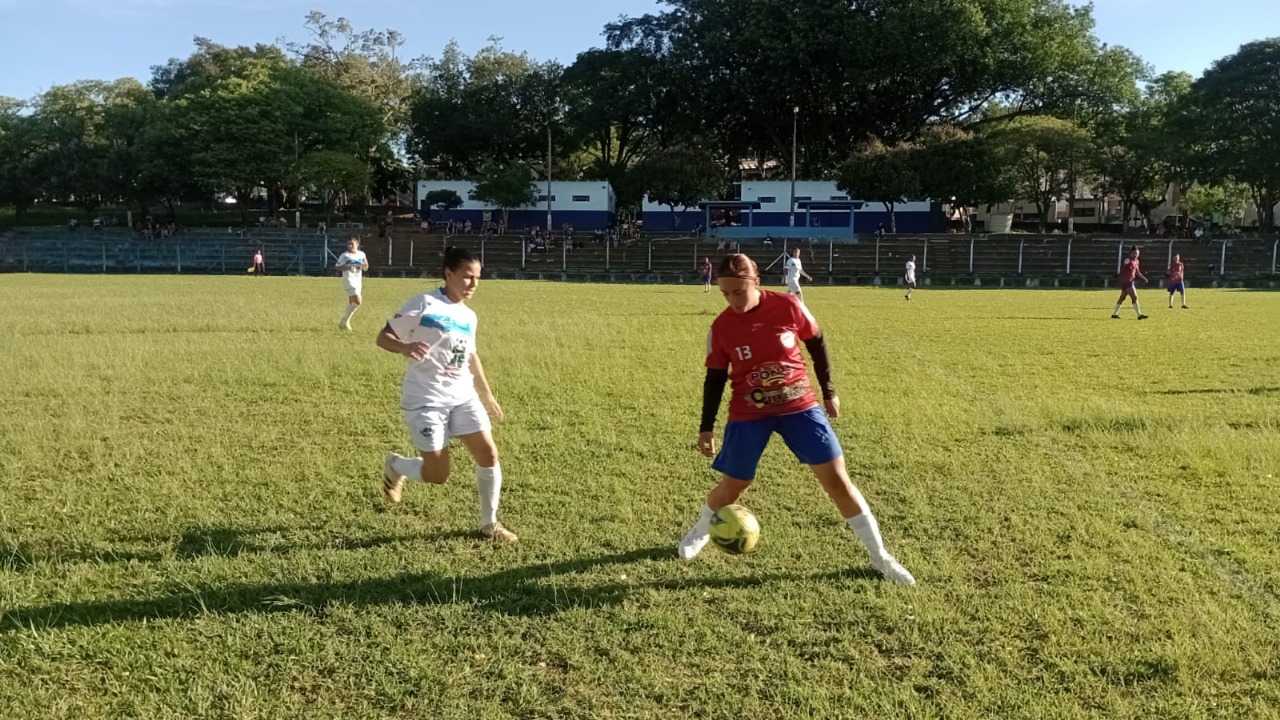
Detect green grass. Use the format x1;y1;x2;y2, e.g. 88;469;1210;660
1;276;1279;719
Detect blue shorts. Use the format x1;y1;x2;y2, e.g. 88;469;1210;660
1168;282;1185;293
711;406;844;481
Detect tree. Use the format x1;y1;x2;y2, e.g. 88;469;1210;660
1179;39;1280;232
423;189;463;219
1181;182;1249;227
470;161;537;228
0;98;43;220
408;40;567;177
915;125;1018;214
606;0;1137;177
297;150;370;222
986;116;1094;232
633;146;723;230
1094;72;1190;232
835;139;922;234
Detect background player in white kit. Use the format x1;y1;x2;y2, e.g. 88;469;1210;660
336;237;369;330
784;247;813;303
904;255;917;300
377;247;517;543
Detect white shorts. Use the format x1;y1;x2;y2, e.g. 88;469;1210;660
402;396;492;452
786;279;802;293
905;275;916;286
342;279;363;297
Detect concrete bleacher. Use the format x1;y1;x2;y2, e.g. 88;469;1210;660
3;227;1278;287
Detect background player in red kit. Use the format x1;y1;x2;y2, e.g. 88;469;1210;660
677;253;916;584
1112;246;1149;320
1166;253;1188;309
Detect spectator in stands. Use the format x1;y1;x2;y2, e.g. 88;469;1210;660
875;223;886;239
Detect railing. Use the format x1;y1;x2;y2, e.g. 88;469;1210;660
2;232;1278;283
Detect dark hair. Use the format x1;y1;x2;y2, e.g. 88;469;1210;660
717;253;758;279
443;246;478;274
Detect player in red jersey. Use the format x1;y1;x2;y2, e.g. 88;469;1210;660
1112;246;1149;320
1166;253;1188;309
677;253;916;584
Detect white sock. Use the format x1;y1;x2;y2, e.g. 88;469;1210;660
341;303;359;324
477;464;502;528
391;455;422;482
847;512;889;558
1113;303;1122;315
1132;300;1142;315
696;504;714;531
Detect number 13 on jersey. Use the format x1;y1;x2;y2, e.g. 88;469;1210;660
735;346;753;361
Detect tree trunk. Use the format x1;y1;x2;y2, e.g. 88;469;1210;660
884;201;897;234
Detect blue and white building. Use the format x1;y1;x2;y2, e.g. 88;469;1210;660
641;180;943;235
416;180;616;230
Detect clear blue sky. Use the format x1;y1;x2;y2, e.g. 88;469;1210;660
0;0;1277;100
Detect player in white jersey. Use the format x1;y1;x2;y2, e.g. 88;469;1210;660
377;247;517;543
904;255;917;300
783;247;813;302
335;237;369;330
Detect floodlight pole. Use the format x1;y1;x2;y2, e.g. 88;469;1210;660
789;106;799;228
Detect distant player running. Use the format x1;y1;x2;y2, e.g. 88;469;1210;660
783;247;813;303
677;253;916;584
1166;253;1188;309
378;247;517;543
1112;246;1149;319
336;237;369;330
904;255;917;300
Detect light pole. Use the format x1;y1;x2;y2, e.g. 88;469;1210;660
789;106;799;228
546;122;553;235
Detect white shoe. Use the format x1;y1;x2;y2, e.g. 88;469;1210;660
677;525;710;559
383;453;406;504
870;554;916;585
481;522;518;544
340;321;352;331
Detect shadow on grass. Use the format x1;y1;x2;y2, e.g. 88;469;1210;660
1;526;464;572
1152;386;1280;396
0;546;883;631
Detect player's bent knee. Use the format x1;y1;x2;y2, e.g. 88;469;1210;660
421;467;449;485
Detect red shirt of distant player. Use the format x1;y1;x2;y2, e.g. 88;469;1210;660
706;290;820;421
1119;257;1141;285
1167;261;1184;283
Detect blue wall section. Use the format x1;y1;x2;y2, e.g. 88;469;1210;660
648;209;944;235
420;206;614;230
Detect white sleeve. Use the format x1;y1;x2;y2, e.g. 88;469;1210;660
387;295;426;339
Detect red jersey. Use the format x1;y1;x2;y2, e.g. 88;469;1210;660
706;291;820;421
1119;257;1141;284
1167;261;1184;283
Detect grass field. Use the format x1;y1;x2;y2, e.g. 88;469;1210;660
2;275;1279;719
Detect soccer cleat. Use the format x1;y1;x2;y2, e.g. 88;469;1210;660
339;321;352;331
1182;305;1189;309
481;522;518;544
383;453;406;503
1111;315;1121;319
1137;314;1149;320
870;554;916;585
677;525;711;559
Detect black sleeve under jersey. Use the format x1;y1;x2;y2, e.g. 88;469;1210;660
700;368;729;433
803;333;835;400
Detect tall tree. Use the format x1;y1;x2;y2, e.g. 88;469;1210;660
836;139;922;233
634;146;723;230
987;115;1094;232
1179;39;1280;232
0;98;44;219
470;161;538;228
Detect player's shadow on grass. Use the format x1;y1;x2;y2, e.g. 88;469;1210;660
1;527;466;572
1152;386;1280;396
0;546;880;632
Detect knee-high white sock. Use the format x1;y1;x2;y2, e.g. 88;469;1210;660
844;483;890;556
392;456;423;481
477;464;502;527
847;512;889;558
1113;303;1122;315
1132;300;1142;315
341;303;359;324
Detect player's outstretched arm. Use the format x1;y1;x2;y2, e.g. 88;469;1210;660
469;353;504;422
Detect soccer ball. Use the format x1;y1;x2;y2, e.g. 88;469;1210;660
709;504;760;555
